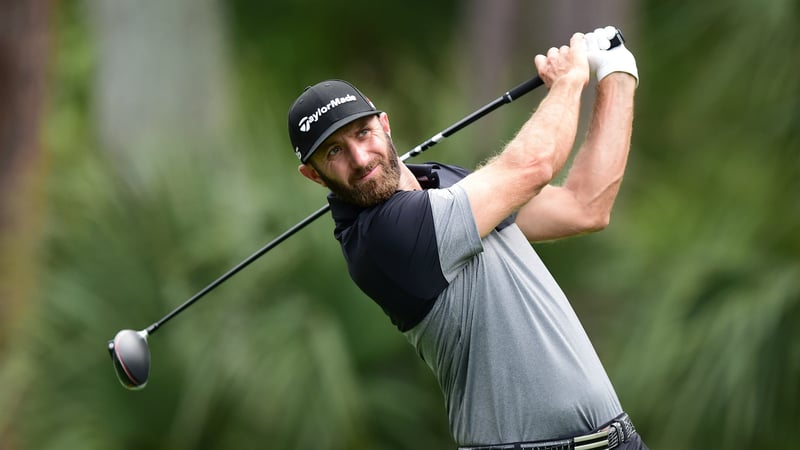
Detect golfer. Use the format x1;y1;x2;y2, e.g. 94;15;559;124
287;27;647;450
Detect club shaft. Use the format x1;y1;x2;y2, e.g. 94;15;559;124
144;74;548;336
146;204;331;334
399;76;544;162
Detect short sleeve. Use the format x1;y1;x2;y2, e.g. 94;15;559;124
427;184;484;282
341;190;449;331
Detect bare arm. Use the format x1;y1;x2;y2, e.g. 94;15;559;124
456;33;590;237
515;72;637;241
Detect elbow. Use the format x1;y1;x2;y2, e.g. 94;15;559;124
569;201;612;234
581;209;611;233
589;212;611;232
565;181;622;234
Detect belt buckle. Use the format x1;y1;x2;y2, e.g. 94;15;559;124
573;422;622;450
607;421;623;448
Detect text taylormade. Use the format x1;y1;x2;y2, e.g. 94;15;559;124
298;94;358;132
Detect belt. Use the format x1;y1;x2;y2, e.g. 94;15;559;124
458;413;636;450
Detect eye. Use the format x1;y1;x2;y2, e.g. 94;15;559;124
357;127;370;137
326;146;341;158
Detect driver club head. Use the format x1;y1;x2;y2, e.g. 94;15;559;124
108;329;150;390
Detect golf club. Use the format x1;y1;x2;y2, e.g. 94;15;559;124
108;30;626;390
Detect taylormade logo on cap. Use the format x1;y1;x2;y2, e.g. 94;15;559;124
298;94;358;133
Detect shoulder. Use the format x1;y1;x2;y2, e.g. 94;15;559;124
338;190;448;331
360;190;435;249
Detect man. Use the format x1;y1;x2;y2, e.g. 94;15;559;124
287;27;647;449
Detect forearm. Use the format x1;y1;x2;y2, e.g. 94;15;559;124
563;73;636;220
459;33;590;237
461;77;586;237
498;76;585;182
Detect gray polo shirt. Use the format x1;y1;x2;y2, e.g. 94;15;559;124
329;163;623;446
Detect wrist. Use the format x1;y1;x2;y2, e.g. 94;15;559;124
552;71;589;91
599;72;637;91
596;54;638;86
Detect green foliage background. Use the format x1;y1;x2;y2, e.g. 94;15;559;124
1;0;798;449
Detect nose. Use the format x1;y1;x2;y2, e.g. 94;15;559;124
346;141;371;169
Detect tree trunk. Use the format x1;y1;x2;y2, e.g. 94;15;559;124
87;0;231;169
0;0;51;349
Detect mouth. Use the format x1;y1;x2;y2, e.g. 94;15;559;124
355;163;379;182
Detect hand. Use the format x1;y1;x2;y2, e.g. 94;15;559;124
585;26;639;85
534;33;590;88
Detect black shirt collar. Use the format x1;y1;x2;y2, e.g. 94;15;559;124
328;162;442;225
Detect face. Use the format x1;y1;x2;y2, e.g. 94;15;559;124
300;114;401;207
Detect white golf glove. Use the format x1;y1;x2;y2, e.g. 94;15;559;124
585;26;639;85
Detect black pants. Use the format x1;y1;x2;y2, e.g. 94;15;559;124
617;432;649;450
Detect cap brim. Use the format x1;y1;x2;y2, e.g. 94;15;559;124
303;110;382;163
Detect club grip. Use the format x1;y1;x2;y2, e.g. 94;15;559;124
506;76;545;101
608;28;625;49
506;28;625;101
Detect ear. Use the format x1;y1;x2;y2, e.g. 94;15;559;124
298;164;327;187
379;112;391;137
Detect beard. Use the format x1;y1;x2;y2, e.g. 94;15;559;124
315;135;402;208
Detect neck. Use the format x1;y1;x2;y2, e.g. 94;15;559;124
397;163;422;191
